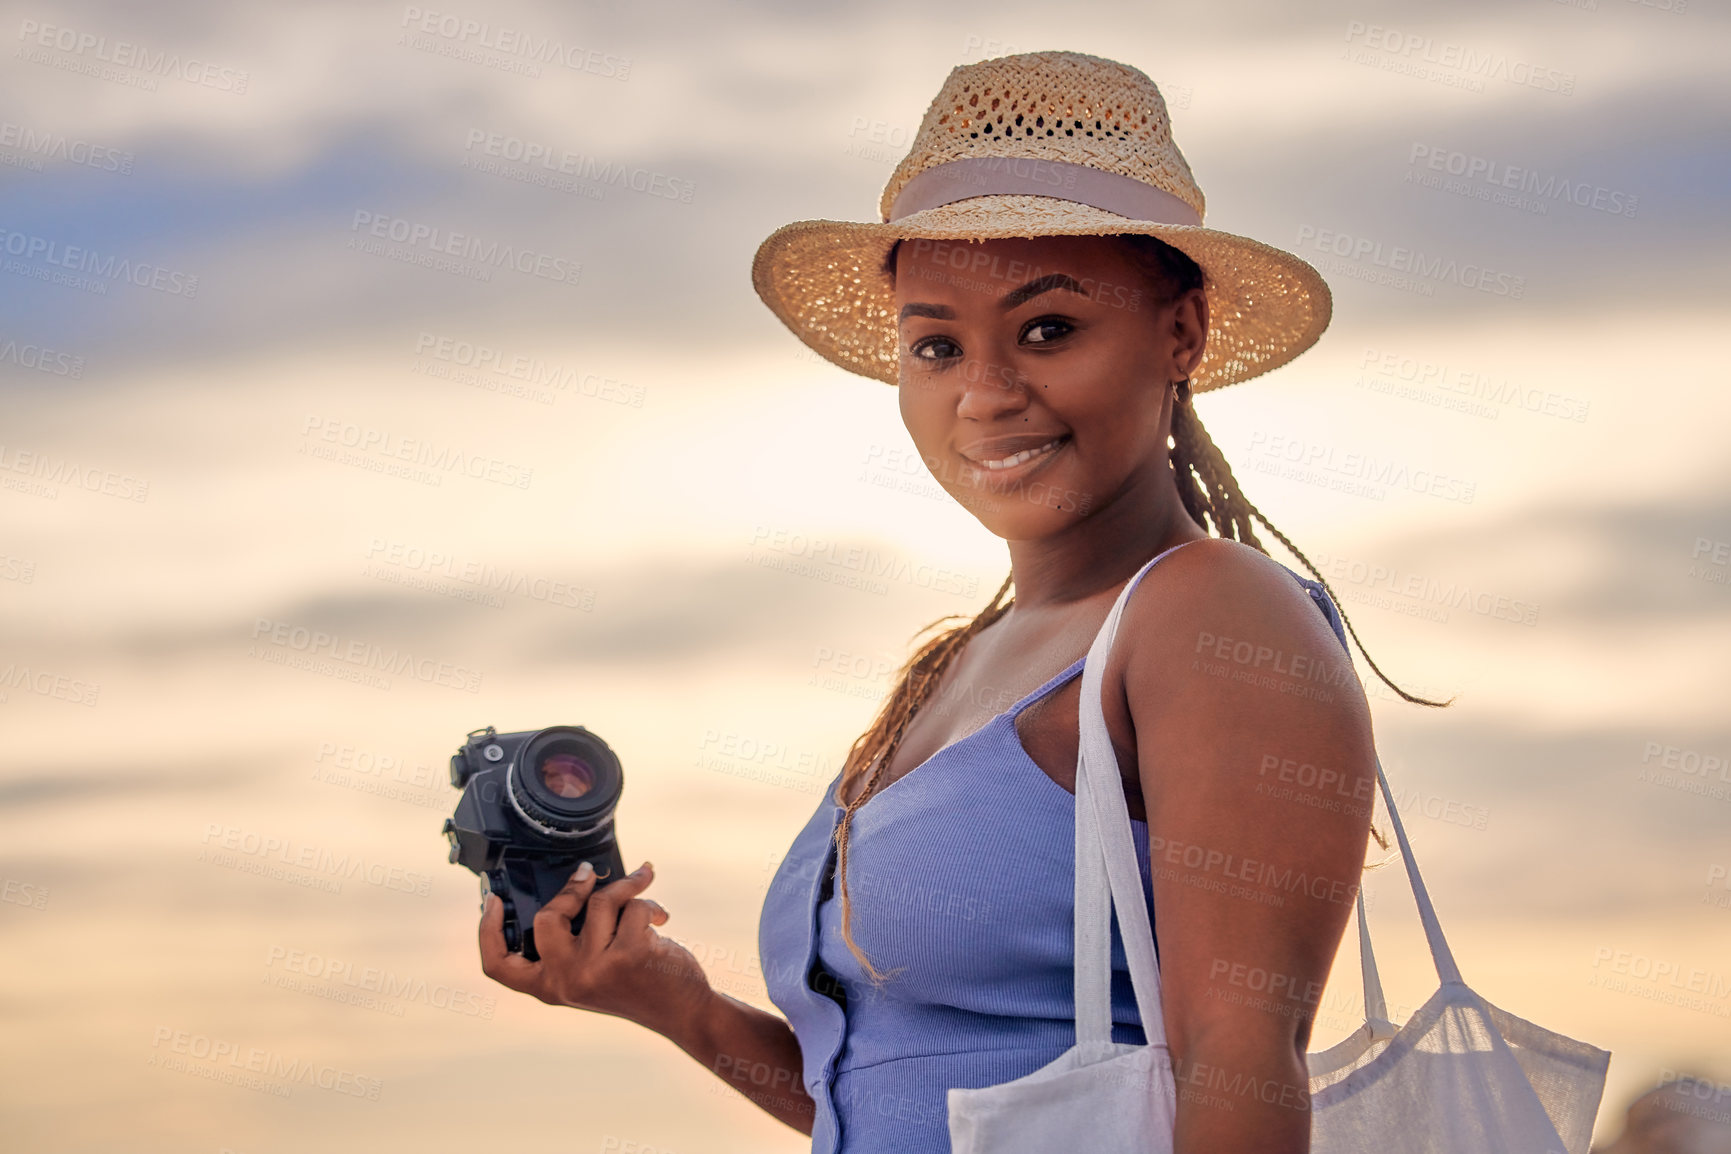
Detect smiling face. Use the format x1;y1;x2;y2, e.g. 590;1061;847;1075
892;234;1209;542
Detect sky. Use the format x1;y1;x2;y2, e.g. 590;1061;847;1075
1;1;1729;1151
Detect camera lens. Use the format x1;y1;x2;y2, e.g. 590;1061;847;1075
507;727;622;841
539;750;596;799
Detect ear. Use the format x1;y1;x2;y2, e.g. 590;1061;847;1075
1170;286;1209;379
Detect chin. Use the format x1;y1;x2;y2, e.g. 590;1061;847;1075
955;490;1085;538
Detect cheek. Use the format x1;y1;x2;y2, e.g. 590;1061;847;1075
897;379;942;433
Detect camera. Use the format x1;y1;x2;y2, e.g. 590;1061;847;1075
443;724;626;961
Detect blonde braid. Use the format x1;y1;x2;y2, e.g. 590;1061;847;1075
829;573;1016;985
1169;395;1451;710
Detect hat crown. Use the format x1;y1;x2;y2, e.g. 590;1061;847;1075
878;50;1205;224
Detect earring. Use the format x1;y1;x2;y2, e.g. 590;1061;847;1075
1173;376;1192;404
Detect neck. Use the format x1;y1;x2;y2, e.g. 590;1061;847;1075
1000;463;1207;615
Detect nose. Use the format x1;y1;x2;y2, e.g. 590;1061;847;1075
953;354;1029;422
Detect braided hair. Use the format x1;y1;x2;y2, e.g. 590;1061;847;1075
827;234;1444;985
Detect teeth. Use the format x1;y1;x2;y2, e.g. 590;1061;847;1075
978;437;1063;470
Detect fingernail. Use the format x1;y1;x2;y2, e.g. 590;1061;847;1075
575;861;594;881
636;861;653;876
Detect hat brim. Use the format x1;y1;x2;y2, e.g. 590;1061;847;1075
751;194;1332;393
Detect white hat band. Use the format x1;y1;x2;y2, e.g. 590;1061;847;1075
888;157;1203;227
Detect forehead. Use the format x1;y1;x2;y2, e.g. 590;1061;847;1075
892;234;1135;300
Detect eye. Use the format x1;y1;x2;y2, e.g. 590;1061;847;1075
910;335;962;361
1020;317;1074;345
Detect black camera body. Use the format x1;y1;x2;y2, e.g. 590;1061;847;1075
443;724;625;961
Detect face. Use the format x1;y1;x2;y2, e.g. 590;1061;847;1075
892;234;1208;541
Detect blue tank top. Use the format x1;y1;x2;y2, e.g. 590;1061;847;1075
757;557;1352;1153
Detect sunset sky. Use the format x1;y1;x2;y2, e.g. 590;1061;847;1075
2;2;1728;1151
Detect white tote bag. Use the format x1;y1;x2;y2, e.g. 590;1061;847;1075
947;554;1612;1154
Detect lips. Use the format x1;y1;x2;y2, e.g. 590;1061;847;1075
953;434;1071;491
958;433;1070;470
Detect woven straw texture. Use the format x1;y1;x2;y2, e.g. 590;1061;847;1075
752;50;1333;393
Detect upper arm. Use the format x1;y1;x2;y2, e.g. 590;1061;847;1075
1119;538;1376;1062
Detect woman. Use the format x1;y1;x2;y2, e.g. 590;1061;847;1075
479;51;1434;1153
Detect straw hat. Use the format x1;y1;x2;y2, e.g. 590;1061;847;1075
751;50;1332;393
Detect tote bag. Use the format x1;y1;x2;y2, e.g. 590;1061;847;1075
947;550;1612;1154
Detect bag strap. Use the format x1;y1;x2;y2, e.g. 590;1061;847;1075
1300;582;1466;992
1072;549;1466;1055
1365;753;1464;987
1072;543;1196;1051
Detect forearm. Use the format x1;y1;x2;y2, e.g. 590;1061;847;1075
653;985;816;1135
1171;1032;1312;1154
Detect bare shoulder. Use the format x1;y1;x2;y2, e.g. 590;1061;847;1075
1120;538;1358;694
1116;542;1381;1066
1116;536;1373;777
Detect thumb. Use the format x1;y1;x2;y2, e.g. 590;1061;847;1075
537;860;598;923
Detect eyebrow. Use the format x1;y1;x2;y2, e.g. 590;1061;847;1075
897;273;1088;323
998;273;1087;312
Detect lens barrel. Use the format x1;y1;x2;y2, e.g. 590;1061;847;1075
505;726;622;839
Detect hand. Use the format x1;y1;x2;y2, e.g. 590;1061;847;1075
478;860;712;1036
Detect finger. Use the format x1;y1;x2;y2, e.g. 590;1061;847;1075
478;893;537;989
576;862;656;957
614;896;666;944
533;862;604;966
537;860;599;925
